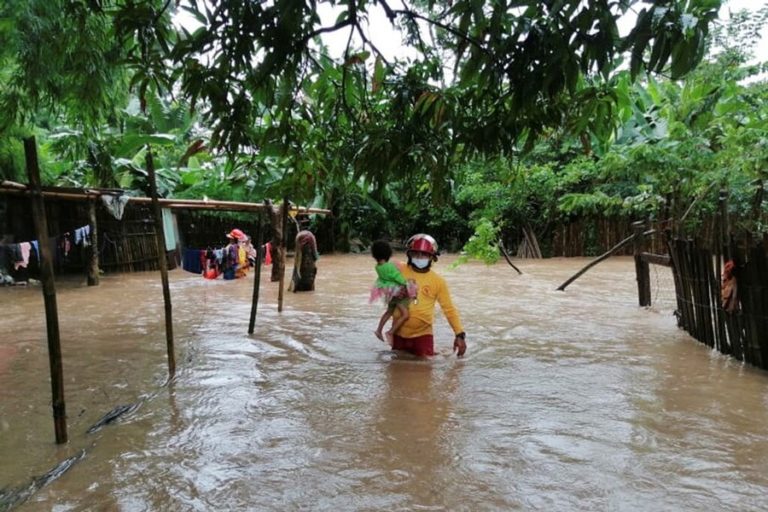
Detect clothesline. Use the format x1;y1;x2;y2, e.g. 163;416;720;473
0;224;92;271
182;242;273;277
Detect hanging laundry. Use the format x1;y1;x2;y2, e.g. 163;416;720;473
60;235;71;258
14;242;31;270
182;248;203;274
73;225;91;247
101;194;130;220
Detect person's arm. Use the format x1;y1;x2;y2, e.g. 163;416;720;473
436;279;466;357
453;332;466;357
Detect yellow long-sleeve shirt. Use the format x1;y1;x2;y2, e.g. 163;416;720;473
395;264;464;338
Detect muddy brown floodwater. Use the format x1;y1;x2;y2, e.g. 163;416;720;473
1;254;767;511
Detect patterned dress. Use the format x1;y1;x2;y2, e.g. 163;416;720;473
369;261;418;310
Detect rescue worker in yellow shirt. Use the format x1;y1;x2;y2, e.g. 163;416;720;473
391;234;467;358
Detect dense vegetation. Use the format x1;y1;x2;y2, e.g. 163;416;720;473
1;0;766;258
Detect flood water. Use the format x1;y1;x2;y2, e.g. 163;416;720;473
1;254;767;511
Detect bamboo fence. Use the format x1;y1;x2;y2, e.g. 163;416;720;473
667;236;768;370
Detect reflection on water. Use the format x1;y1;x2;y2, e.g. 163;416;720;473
1;255;767;511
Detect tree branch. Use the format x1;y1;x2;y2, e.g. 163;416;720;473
305;18;354;43
154;0;174;25
355;23;392;68
392;8;492;59
378;0;398;23
341;23;359;125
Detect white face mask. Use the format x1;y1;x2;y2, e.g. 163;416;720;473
411;258;430;269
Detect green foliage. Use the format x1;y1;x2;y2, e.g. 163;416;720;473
0;0;131;130
2;0;727;179
452;217;500;266
0;126;27;181
7;0;768;256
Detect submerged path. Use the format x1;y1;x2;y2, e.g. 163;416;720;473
1;254;767;511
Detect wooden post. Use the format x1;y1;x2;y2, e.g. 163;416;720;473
268;200;283;282
697;242;716;348
277;198;289;313
633;220;651;307
720;189;730;261
248;211;263;334
718;189;743;358
713;193;726;353
753;247;768;368
739;247;760;367
146;147;175;378
665;230;685;329
87;199;99;286
24;136;68;444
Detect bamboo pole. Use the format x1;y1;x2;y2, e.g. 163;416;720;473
268;201;283;282
146;147;176;378
633;221;651;307
0;183;332;215
703;227;721;353
556;229;655;291
697;244;715;348
0;179;27;189
680;239;697;340
746;246;766;368
639;252;671;266
754;247;768;368
707;243;724;353
127;196;330;215
24;137;68;444
715;194;727;353
665;231;685;329
528;224;542;258
739;248;756;366
682;241;697;336
672;238;689;332
126;229;134;273
0;189;99;201
701;245;715;348
688;240;704;342
277;198;289;313
87;199;99;286
721;189;731;261
248;212;264;334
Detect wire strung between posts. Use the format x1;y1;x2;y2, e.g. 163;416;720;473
650;262;674;307
673;295;768;322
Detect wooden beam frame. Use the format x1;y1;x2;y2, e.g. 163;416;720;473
0;181;331;215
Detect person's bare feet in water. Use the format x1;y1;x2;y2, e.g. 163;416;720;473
385;330;394;347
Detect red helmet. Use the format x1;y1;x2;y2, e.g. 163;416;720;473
406;233;439;261
228;228;246;241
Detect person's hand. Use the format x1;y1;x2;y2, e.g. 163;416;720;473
453;334;467;357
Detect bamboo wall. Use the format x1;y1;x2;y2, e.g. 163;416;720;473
175;211;265;249
97;205;176;273
549;217;668;257
668;237;768;370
